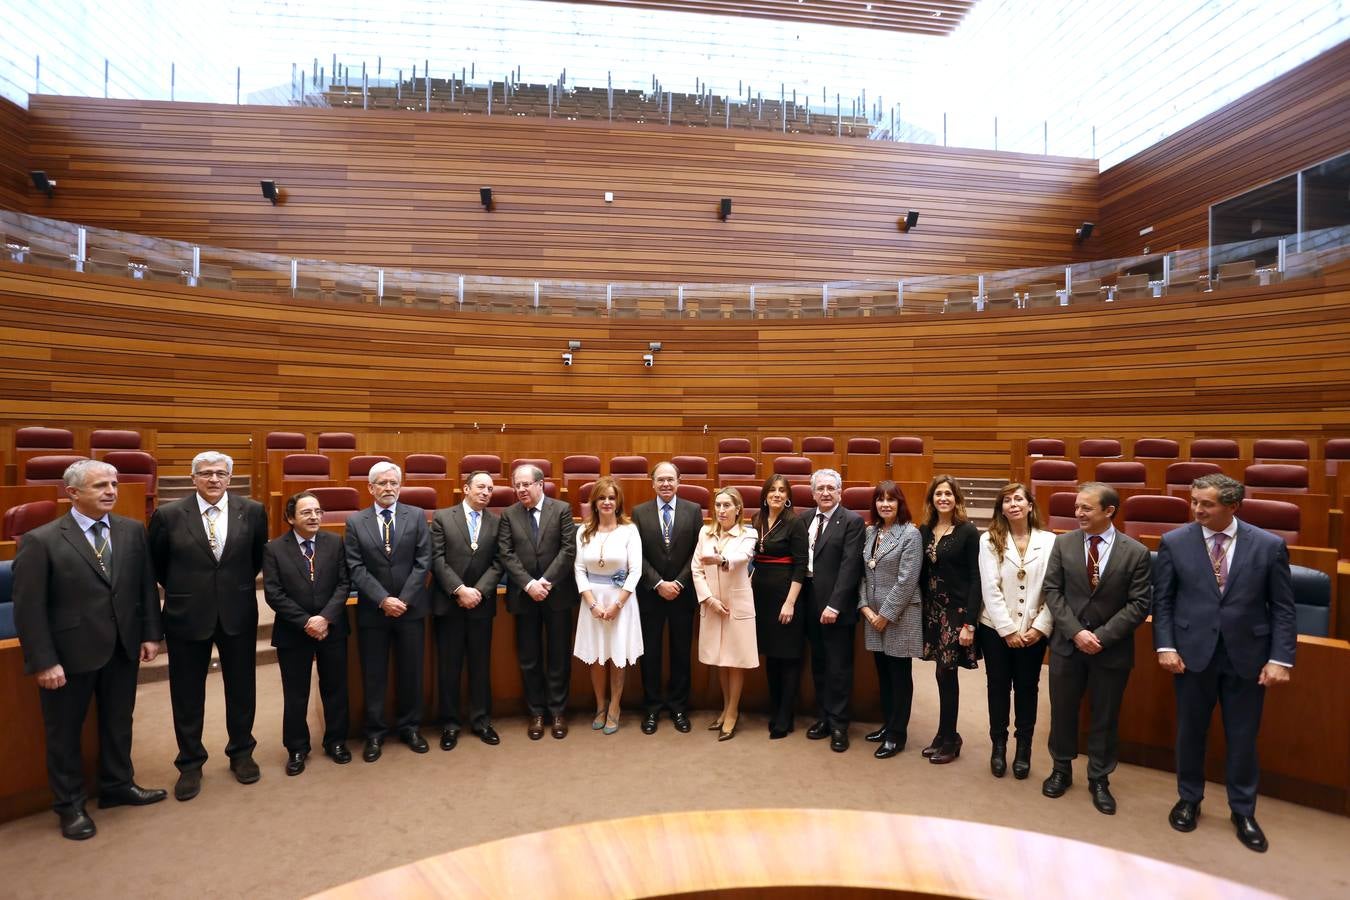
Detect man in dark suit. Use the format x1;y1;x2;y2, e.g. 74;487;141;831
632;461;701;734
262;490;352;776
801;468;865;753
148;450;267;802
344;461;432;762
498;463;578;740
13;458;166;840
1153;473;1295;852
1041;482;1152;815
430;470;503;750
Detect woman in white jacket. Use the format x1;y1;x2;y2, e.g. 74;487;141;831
977;482;1055;780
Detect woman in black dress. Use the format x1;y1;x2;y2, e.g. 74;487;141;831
750;474;808;739
918;474;981;765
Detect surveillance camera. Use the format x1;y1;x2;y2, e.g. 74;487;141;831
562;352;573;366
642;353;654;368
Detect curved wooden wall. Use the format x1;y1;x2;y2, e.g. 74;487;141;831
0;98;28;213
19;96;1098;282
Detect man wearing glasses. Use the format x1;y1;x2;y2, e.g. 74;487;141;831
149;450;268;801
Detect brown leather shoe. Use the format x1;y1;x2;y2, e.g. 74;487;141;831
527;716;545;741
551;715;568;739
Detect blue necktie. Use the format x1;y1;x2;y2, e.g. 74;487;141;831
380;508;393;552
470;510;480;544
530;506;539;541
301;539;315;581
661;503;673;547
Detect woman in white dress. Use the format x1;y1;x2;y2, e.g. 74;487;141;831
573;477;643;734
692;487;758;741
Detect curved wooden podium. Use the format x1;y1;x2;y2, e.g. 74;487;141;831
308;809;1276;899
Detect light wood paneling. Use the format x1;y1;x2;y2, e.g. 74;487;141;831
0;97;29;214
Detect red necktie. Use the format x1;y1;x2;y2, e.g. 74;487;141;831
1087;535;1103;590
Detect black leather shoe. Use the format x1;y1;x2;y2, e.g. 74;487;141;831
363;738;383;762
440;728;459;751
1012;739;1032;780
875;740;901;759
1232;813;1268;852
473;724;501;746
920;734;944;758
59;808;96;841
1169;799;1200;833
671;711;691;733
865;727;886;743
1088;778;1116;815
990;739;1007;778
830;729;849;753
929;735;962;765
324;742;352;764
528;716;545;740
285;752;307;776
230;754;261;785
806;720;831;740
769;727;789;740
98;784;167;808
1042;768;1072;798
641;712;659;734
551;716;568;739
400;729;429;753
174;769;202;802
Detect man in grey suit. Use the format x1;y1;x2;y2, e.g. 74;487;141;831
1041;482;1152;815
498;463;578;740
148;449;267;801
430;469;503;750
1153;473;1295;852
344;461;432;762
13;459;166;840
631;461;702;734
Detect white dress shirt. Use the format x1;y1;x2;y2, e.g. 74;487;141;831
197;491;229;549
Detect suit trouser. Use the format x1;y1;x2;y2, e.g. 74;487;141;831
874;652;914;744
276;639;349;753
637;594;695;714
1174;636;1266;816
434;609;494;729
1047;649;1130;780
167;623;257;771
805;611;856;731
764;655;804;733
357;616;426;739
978;625;1045;742
514;604;574;718
39;648;139;814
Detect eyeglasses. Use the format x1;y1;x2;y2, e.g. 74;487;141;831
512;481;540;490
372;479;400;488
813;485;839;493
194;469;229;480
294;509;324;518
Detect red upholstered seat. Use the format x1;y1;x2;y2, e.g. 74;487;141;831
563;455;601;476
790;483;815;511
717;456;758;484
842;486;874;523
1237;498;1301;543
459;454;503;478
487;485;518;513
90;429;141;451
760;437;794;453
404;453;448;478
676;484;710;511
730;484;762;511
1026;438;1065;456
1165;461;1223;490
1094;461;1147;486
1046;491;1079;531
1243;463;1309;493
717;438;751;454
307;487;361;524
801;436;835;453
24;454;86;485
281;453;331;480
889;437;924;454
1132;438;1179;459
1078;439;1122;458
266;431;307;450
670;455;709;477
2;500;60;542
348;455;394;479
1029;459;1079;483
1122;494;1190;539
609;456;649;477
510;458;553;478
16;427;74;450
1190;439;1240;459
847;438;882;454
1253;439;1309;460
103;450;158;512
317;432;357;450
1326;439;1350;460
398;486;438;520
773;456;814;483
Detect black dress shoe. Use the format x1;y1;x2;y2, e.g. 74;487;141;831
1088;778;1116;815
230;754;261;785
528;716;546;740
441;729;459;751
671;711;692;733
363;738;383;762
98;784;167;808
473;724;501;746
641;712;659;735
864;727;886;743
875;740;901;759
920;734;944;758
324;741;352;764
769;728;789;740
1169;799;1200;832
58;808;96;841
1011;739;1032;780
285;752;307;776
990;739;1007;778
806;720;831;740
830;729;849;753
1231;813;1268;852
174;769;202;802
400;729;430;753
929;735;962;765
551;716;568;739
1042;768;1072;798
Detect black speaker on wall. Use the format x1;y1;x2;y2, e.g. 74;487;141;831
480;187;494;211
1076;221;1095;242
898;209;919;232
718;198;732;221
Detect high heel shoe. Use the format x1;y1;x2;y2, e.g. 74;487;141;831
990;738;1008;778
603;716;619;735
718;720;739;742
1012;737;1033;780
920;734;944;758
592;711;606;730
707;719;725;731
929;733;963;765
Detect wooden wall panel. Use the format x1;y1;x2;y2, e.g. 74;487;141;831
1098;40;1350;260
23;96;1098;283
0;97;29;214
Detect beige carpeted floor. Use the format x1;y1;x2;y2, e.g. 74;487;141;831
1;665;1346;899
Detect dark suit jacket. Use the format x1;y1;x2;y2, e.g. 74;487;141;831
262;530;351;648
343;502;432;626
13;513;163;675
1152;520;1296;679
148;494;267;641
631;497;702;609
804;504;865;625
1043;528;1152;669
497;497;579;615
430;505;503;618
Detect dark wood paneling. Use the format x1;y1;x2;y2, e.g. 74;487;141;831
0;97;29;214
1099;40;1350;259
24;96;1098;283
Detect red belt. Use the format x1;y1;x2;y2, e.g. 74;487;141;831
755;555;793;564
